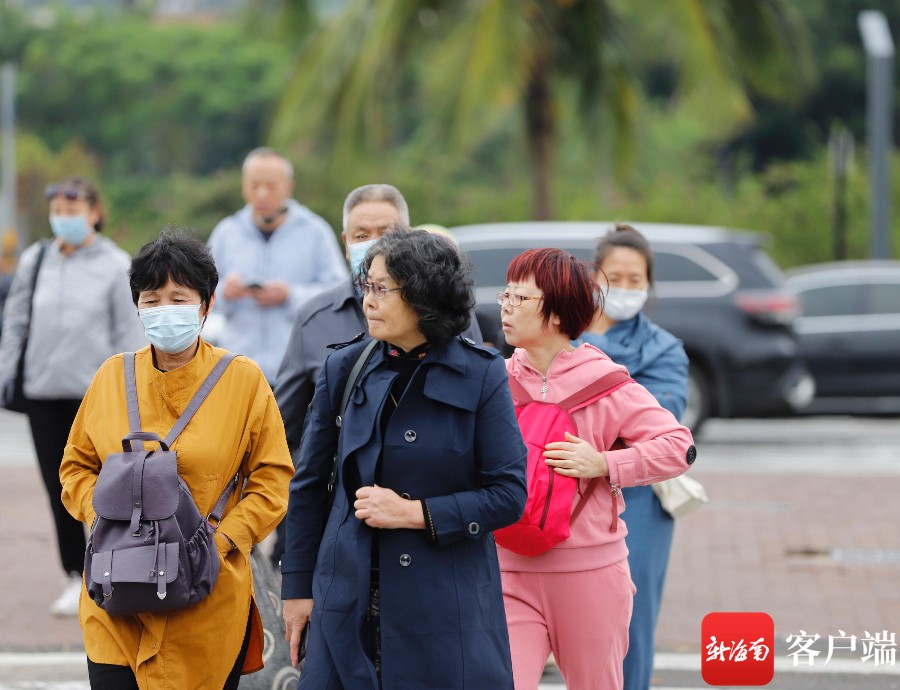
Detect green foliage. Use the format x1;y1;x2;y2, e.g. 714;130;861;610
17;12;290;176
0;6;41;63
716;0;900;170
269;0;808;219
8;133;100;243
101;169;243;253
2;2;897;269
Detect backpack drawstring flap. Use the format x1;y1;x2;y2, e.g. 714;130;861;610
155;524;167;600
130;454;147;536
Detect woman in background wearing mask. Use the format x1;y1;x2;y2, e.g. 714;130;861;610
59;228;293;689
0;177;144;617
578;224;689;690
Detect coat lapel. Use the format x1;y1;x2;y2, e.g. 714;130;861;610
338;348;395;488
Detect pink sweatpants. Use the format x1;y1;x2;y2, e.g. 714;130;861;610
501;560;636;690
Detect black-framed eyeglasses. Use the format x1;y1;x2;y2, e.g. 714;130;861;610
361;281;403;299
44;184;86;201
497;292;543;307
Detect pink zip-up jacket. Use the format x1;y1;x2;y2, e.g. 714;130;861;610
498;343;695;573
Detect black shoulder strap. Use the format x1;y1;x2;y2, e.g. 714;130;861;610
329;337;379;495
122;351;237;451
22;240;49;339
336;338;380;428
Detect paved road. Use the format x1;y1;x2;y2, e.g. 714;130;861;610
2;410;898;688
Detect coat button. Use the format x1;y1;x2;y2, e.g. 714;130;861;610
399;554;412;567
467;522;481;536
404;430;417;443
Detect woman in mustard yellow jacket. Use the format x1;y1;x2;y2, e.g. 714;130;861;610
60;228;294;690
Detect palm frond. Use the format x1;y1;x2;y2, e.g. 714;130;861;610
269;0;423;162
424;0;533;149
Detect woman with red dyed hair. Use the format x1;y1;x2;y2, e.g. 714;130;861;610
497;248;695;690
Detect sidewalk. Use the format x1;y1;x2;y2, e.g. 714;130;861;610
2;413;898;659
1;464;84;652
657;471;900;654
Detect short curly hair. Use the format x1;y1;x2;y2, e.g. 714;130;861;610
129;227;218;307
361;226;474;345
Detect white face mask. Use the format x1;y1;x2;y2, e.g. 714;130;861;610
603;287;648;322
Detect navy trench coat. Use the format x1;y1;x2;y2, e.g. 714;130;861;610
282;336;527;689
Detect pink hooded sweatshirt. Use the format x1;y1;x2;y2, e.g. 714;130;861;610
498;343;695;573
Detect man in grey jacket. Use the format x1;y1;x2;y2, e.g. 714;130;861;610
270;184;481;566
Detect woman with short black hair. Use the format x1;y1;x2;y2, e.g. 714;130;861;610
282;227;527;689
128;227;218;309
59;227;294;689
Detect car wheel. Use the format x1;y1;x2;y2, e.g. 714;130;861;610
683;362;712;434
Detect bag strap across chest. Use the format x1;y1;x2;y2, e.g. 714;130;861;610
508;368;633;526
123;351;238;451
507;369;632;411
120;351;239;525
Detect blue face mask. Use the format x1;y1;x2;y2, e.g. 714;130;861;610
49;214;92;246
138;304;203;354
348;239;377;278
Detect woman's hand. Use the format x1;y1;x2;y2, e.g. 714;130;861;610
214;532;237;556
283;598;313;667
544;431;609;478
355;485;425;529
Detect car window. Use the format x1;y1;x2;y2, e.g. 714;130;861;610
750;249;789;288
866;281;900;315
464;246;593;286
655;251;721;282
651;245;738;297
797;284;866;317
462;240;740;298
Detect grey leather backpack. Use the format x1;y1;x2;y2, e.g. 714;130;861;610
85;352;238;616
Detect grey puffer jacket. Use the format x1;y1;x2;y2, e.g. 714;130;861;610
0;236;146;401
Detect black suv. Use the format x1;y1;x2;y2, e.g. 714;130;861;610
451;222;815;432
786;260;900;415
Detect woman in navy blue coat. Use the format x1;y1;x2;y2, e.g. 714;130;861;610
579;224;690;690
281;227;527;689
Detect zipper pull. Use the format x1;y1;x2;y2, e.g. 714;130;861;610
540;377;548;398
610;483;620;533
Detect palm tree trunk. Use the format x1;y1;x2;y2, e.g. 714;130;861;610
525;57;555;220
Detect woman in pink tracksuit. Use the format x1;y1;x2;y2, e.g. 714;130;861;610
498;248;696;690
